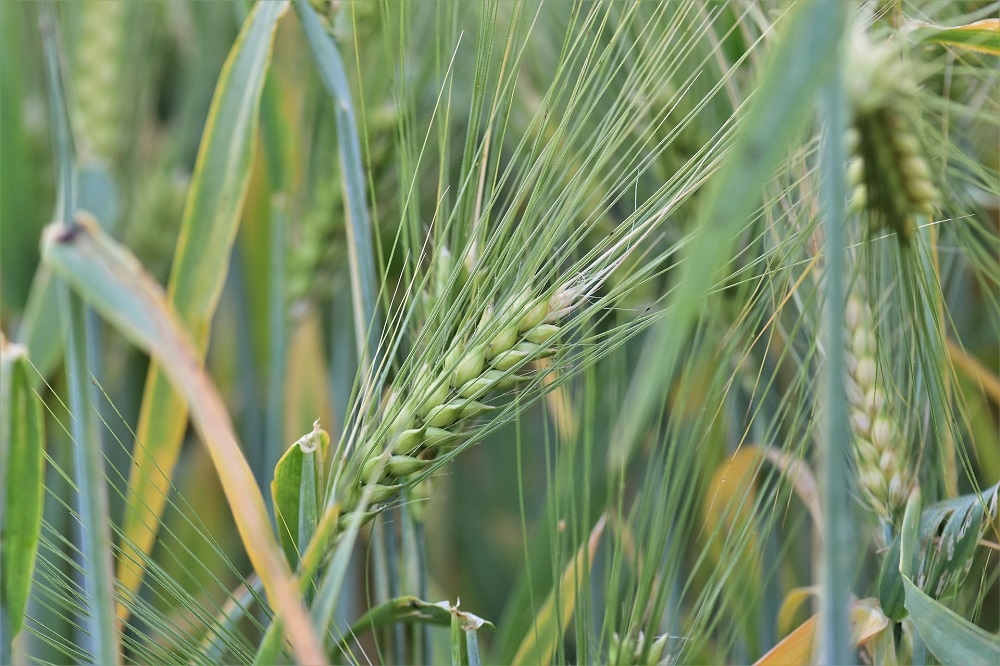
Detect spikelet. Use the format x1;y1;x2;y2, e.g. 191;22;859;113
338;283;581;517
845;296;914;523
844;26;939;242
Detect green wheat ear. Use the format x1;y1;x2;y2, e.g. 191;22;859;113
75;0;126;163
845;294;915;527
338;282;581;523
844;24;940;242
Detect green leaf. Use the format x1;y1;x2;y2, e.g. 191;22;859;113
878;535;906;621
343;596;494;646
915;483;998;598
445;600;491;666
294;0;382;370
608;0;847;471
0;342;45;645
452;609;468;666
906;19;1000;56
118;0;291;616
271;421;329;566
41;215;326;665
253;620;287;666
512;514;605;666
902;576;1000;665
16;268;62;389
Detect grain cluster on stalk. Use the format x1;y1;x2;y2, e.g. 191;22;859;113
844;25;939;241
845;295;915;525
75;0;127;163
336;282;582;522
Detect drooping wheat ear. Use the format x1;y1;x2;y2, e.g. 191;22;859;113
75;0;126;163
337;282;581;519
844;26;939;242
845;295;914;524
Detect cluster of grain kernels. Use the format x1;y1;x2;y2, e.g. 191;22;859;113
846;109;939;241
845;26;939;241
338;287;574;515
845;296;914;523
76;0;126;163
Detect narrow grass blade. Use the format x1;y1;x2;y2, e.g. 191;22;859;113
41;216;326;666
512;514;605;666
16;268;62;389
755;600;889;666
608;0;847;472
271;421;329;567
446;600;493;666
119;0;290;613
16;161;122;389
60;283;120;665
256;502;343;662
0;340;45;659
451;609;468;666
906;19;1000;56
294;0;382;370
817;31;852;666
311;488;373;646
340;596;494;650
902;576;1000;665
252;624;286;666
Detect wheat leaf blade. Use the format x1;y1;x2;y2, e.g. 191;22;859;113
906;19;1000;56
902;577;1000;665
40;216;326;666
118;0;290;617
294;0;382;370
0;342;45;655
609;0;847;472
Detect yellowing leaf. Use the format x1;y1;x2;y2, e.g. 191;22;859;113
118;0;290;615
907;19;1000;56
756;599;889;666
41;215;325;665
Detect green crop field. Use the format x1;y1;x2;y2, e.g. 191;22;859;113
1;1;997;664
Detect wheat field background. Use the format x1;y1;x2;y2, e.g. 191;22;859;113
0;1;997;664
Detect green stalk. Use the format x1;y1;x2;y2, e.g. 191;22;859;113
297;447;318;586
266;196;288;500
294;0;382;373
60;285;120;665
818;50;853;665
41;7;118;663
0;614;9;666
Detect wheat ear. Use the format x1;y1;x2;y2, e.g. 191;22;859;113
845;295;914;524
844;26;939;241
336;283;581;521
75;0;126;163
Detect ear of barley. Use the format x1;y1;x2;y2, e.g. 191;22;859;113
845;295;914;525
844;26;939;242
335;283;580;521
